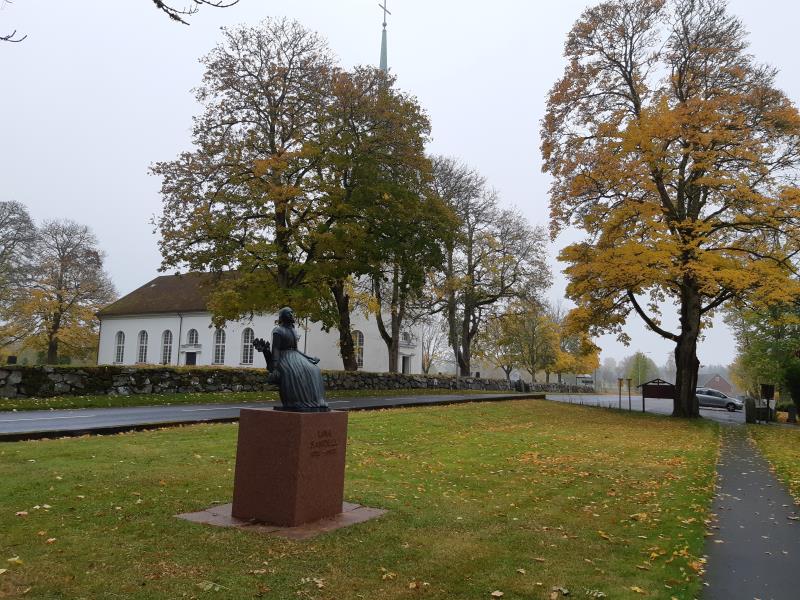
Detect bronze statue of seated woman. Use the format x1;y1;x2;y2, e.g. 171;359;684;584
253;307;329;412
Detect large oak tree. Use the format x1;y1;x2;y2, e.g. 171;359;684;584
153;19;442;370
542;0;800;416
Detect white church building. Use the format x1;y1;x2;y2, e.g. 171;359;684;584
96;273;422;374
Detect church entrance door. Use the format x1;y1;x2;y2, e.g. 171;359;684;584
185;352;197;366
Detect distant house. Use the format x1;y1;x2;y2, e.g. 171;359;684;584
703;374;733;396
96;273;421;373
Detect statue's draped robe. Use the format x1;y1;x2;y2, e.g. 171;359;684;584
270;324;327;410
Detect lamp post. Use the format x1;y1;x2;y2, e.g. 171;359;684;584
637;351;652;387
627;378;632;410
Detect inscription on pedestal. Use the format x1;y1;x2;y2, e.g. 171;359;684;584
310;428;339;458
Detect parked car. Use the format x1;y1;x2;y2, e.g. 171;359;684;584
696;387;744;412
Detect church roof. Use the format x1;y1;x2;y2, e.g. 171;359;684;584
97;272;230;317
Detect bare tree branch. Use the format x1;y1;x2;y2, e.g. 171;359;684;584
0;28;25;42
151;0;239;25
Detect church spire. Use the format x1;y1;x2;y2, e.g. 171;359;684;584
378;0;390;72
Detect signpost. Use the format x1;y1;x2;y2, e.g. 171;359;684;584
639;378;676;413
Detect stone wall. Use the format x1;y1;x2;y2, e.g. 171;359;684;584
524;382;599;394
0;365;516;399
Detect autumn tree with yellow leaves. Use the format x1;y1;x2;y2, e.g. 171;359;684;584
0;220;116;364
153;19;447;371
543;0;800;417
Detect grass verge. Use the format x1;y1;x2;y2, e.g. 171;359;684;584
0;388;496;412
0;400;717;599
749;425;800;502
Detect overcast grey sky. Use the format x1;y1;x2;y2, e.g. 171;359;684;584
2;0;799;367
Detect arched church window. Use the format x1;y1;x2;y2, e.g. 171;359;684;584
241;328;254;365
161;330;173;365
213;328;226;365
114;331;125;363
137;330;148;363
352;330;364;369
187;329;199;345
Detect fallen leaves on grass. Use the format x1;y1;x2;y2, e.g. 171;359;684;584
629;586;647;594
197;580;227;592
300;577;325;589
6;557;23;566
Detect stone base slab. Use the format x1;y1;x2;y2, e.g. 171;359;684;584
177;502;387;540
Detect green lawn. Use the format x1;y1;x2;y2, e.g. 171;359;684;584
0;388;496;412
749;425;800;502
0;400;717;599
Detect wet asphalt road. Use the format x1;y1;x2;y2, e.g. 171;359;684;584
0;391;744;441
545;392;746;425
0;392;541;441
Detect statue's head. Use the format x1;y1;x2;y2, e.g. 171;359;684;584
278;306;295;325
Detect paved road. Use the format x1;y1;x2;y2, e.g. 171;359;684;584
0;391;744;441
704;426;800;599
545;392;745;425
0;392;541;441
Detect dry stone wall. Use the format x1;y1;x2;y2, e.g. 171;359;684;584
0;366;516;399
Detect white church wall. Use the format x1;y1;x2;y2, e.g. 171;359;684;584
98;310;422;373
99;314;183;367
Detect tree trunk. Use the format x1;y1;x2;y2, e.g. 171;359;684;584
373;265;406;373
443;246;466;376
545;371;550;384
46;312;61;364
458;344;471;376
329;280;358;371
46;337;58;364
459;303;473;377
389;317;400;373
673;284;701;418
